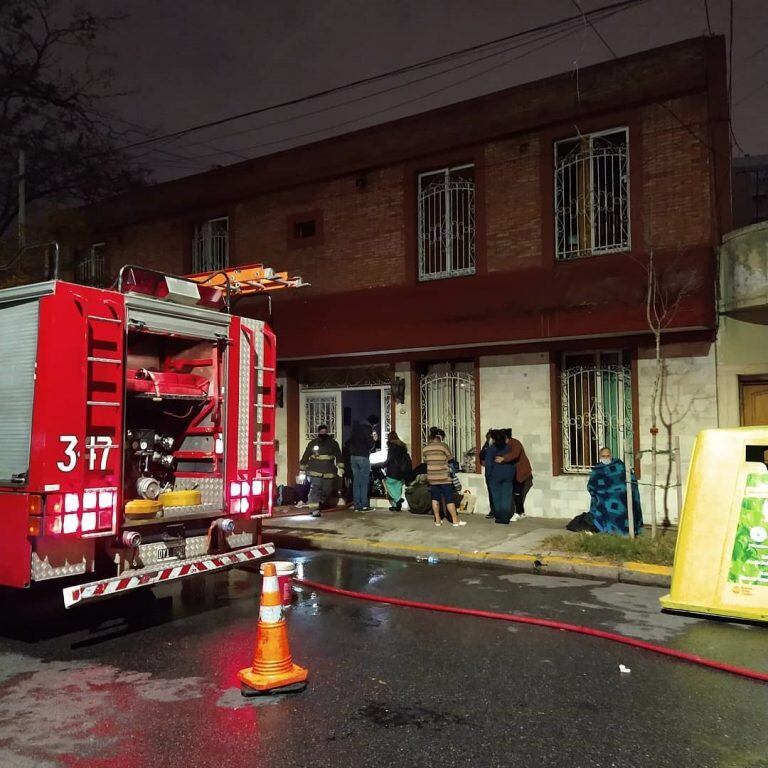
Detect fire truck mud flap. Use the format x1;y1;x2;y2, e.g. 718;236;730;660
62;542;275;608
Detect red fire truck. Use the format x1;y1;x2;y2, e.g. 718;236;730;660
0;262;301;607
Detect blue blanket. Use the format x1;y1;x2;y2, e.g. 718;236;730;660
587;459;643;535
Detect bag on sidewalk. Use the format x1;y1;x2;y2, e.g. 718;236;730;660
405;482;432;515
566;512;598;533
458;490;476;515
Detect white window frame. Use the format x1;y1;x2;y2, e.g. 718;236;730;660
554;127;630;261
420;370;477;472
192;216;229;273
418;163;476;281
299;386;391;462
76;242;106;287
561;350;634;474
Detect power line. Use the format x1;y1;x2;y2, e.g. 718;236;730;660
134;20;607;166
131;13;601;163
135;1;650;169
109;0;648;157
568;0;730;235
140;25;600;166
568;0;724;157
703;0;713;35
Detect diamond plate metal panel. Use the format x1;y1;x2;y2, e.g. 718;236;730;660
132;531;255;568
31;539;95;582
196;477;223;506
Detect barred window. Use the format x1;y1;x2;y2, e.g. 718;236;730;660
555;128;629;260
303;393;338;441
192;216;228;273
418;164;475;281
420;369;477;472
561;351;633;473
76;242;106;287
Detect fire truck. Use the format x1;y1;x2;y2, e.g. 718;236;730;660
0;262;302;607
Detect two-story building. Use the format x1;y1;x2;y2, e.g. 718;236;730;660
67;35;732;522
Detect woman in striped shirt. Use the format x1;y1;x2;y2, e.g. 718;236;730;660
422;427;467;528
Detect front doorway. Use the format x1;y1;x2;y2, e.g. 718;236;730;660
300;386;391;457
740;378;768;426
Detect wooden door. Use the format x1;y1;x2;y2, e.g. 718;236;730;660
740;382;768;426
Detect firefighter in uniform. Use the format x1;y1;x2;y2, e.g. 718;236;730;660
299;424;344;517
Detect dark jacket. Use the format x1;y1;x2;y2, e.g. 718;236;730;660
300;435;344;479
484;443;516;482
383;439;411;481
495;437;533;482
349;421;375;457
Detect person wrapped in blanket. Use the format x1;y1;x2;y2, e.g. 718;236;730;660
569;447;643;535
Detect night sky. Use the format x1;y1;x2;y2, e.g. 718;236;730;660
87;0;768;182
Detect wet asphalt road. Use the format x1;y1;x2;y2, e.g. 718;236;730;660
0;551;766;768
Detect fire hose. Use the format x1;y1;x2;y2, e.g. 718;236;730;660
293;577;768;684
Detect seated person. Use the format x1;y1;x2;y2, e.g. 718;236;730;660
586;447;643;535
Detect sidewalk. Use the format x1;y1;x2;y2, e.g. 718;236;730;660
263;506;672;587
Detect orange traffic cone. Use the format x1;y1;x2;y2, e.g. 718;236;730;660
239;562;308;696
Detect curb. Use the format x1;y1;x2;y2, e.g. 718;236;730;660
263;529;672;588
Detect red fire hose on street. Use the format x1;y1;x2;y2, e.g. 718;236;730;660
294;577;768;684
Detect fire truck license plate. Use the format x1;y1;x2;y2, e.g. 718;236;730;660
156;538;186;562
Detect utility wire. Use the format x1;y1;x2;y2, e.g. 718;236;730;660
569;0;733;235
703;0;713;35
569;0;716;155
134;20;607;166
108;0;648;157
136;1;649;168
131;13;602;163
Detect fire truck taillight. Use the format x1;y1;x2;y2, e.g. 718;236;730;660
27;496;42;535
228;477;268;515
44;489;117;537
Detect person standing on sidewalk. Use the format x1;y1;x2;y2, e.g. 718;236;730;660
422;427;466;528
479;430;496;520
299;425;344;518
494;428;533;521
349;415;378;512
383;431;411;511
485;430;516;524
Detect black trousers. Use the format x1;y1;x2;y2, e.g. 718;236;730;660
513;476;533;516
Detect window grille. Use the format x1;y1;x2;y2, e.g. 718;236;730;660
304;394;338;441
418;164;475;281
420;371;476;471
192;216;229;273
555;128;630;260
76;243;106;287
561;352;633;473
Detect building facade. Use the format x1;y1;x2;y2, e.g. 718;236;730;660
68;36;732;521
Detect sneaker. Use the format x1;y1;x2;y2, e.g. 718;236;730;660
510;513;524;522
295;501;307;508
485;513;494;519
452;521;467;527
434;521;442;527
360;506;374;512
311;510;322;518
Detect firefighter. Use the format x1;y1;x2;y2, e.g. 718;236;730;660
299;424;344;517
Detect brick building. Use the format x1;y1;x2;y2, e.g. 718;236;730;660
68;36;732;521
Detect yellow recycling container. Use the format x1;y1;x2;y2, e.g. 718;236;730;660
661;427;768;622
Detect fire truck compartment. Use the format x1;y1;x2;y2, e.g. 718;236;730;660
124;328;225;522
0;284;52;485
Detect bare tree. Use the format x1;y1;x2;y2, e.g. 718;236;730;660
643;250;697;537
0;0;146;245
